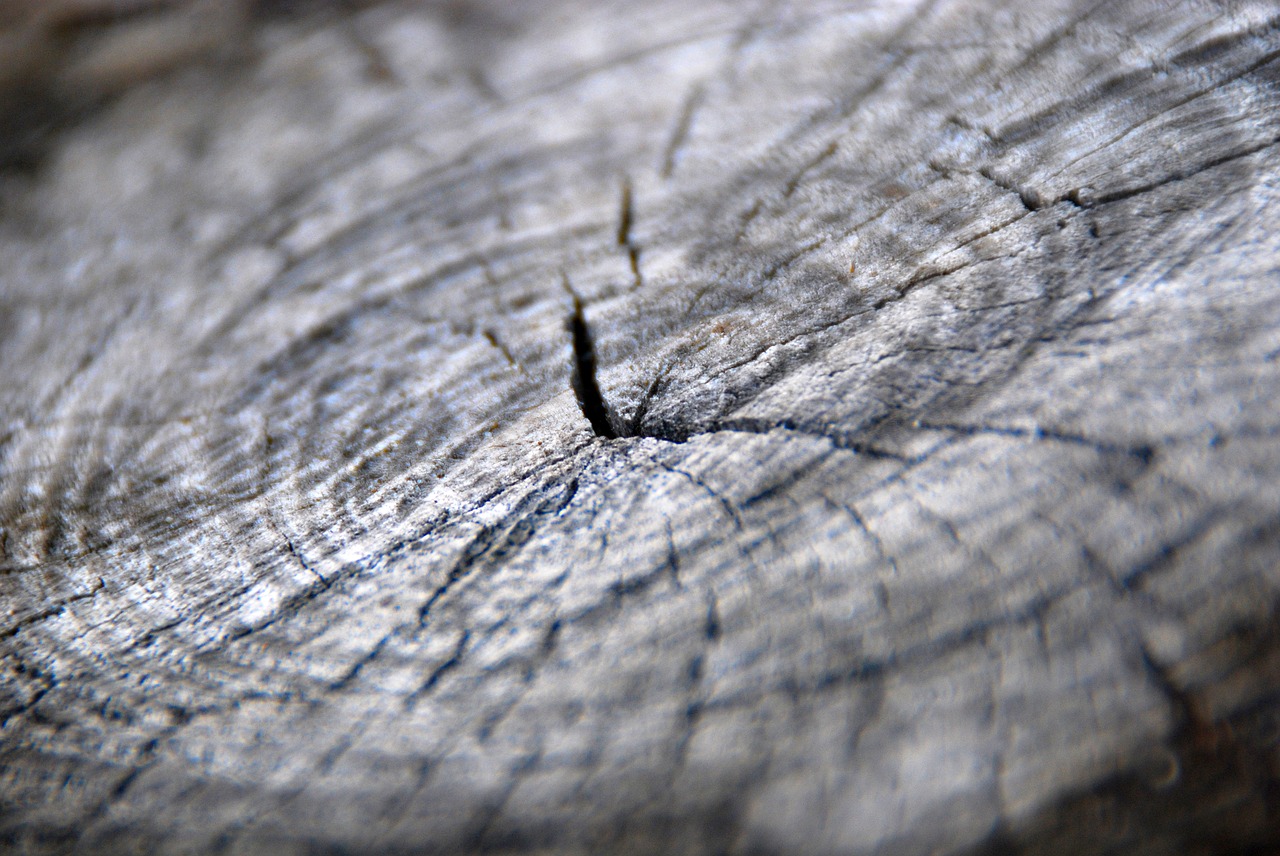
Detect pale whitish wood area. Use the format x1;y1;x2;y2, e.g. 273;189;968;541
1;0;1279;853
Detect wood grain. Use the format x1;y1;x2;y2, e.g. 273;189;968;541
1;1;1278;853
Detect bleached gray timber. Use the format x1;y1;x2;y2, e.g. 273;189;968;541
1;1;1278;853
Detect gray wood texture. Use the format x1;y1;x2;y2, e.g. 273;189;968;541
2;1;1279;853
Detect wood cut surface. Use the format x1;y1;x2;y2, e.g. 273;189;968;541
1;1;1278;853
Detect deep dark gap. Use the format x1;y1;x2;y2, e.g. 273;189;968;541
568;296;617;439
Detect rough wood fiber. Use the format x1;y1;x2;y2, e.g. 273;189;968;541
1;1;1279;853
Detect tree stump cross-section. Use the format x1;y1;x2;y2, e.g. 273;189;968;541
0;1;1278;853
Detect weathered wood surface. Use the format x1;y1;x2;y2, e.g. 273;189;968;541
2;1;1279;853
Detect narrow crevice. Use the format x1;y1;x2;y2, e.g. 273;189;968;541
628;371;665;437
660;83;706;178
480;329;520;370
327;634;393;692
619;411;913;460
617;177;644;288
276;521;324;584
567;290;617;439
915;420;1155;463
1118;507;1237;591
405;630;470;706
0;578;105;641
782;139;839;198
1137;644;1207;740
1071;134;1280;209
714;418;910;460
978;165;1048;211
704;594;721;641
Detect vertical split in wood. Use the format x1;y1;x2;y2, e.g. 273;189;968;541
566;285;617;439
618;176;643;288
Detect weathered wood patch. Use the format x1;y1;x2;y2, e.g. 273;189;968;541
1;1;1278;853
